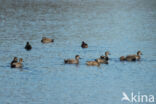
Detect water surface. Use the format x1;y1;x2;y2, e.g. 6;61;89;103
0;0;156;104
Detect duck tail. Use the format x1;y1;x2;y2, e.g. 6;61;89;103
51;39;54;42
105;57;109;61
64;60;68;63
11;64;15;68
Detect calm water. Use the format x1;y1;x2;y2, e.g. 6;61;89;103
0;0;156;104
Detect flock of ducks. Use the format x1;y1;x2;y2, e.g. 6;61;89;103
10;37;143;68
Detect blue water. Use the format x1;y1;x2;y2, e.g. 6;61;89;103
0;0;156;104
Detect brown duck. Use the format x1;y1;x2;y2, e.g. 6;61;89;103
64;55;80;64
120;51;142;61
41;37;54;43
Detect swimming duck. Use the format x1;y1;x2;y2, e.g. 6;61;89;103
120;51;142;61
11;58;23;68
41;37;54;43
64;55;80;64
25;42;32;50
100;51;110;61
81;41;88;48
125;51;142;61
11;57;18;67
86;59;100;66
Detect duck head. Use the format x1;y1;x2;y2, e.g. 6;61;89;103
105;51;110;57
137;51;142;56
75;55;80;60
19;58;23;63
13;57;18;62
26;42;29;45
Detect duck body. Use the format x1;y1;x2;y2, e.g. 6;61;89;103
125;55;137;61
12;62;22;68
86;60;100;66
25;42;32;50
100;55;109;61
95;58;108;64
41;37;54;43
126;55;140;61
64;55;80;64
81;41;88;48
64;59;79;64
100;51;110;61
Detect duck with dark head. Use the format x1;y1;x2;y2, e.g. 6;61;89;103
81;41;88;48
11;57;18;67
25;42;32;50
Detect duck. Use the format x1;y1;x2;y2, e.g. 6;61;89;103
120;51;142;61
25;42;32;50
81;41;88;48
125;51;142;61
11;57;18;67
100;51;110;61
86;59;100;66
64;55;80;64
11;58;23;68
41;37;54;43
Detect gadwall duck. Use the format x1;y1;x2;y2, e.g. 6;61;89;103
125;51;142;61
100;51;110;61
86;59;100;66
64;55;80;64
25;42;32;50
11;58;23;68
81;41;88;48
41;37;54;43
11;57;18;67
120;51;142;61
